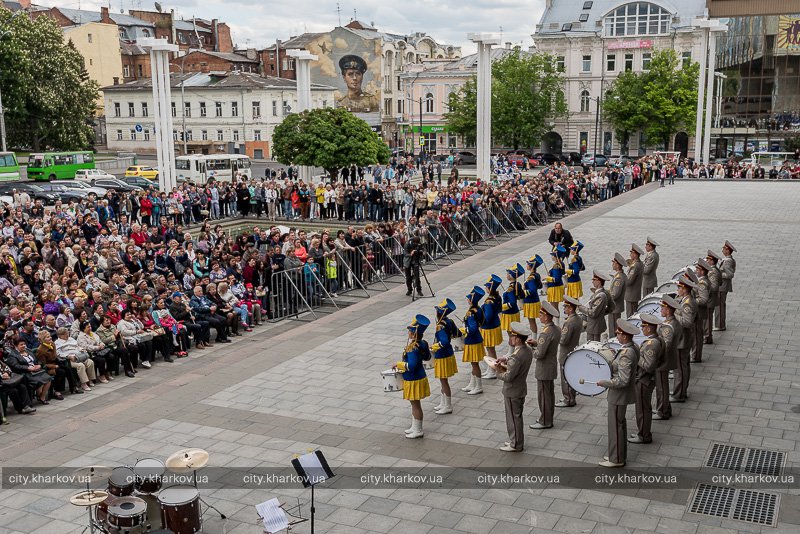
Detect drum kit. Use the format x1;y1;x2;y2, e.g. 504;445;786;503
69;448;215;534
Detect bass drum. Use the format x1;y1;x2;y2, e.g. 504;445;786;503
672;263;696;281
563;342;612;397
637;293;662;316
607;314;646;346
158;486;201;534
656;280;679;296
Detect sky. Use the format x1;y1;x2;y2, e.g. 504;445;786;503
35;0;544;54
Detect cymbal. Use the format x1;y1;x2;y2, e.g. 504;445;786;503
72;465;113;481
69;489;109;506
484;356;506;371
165;448;210;473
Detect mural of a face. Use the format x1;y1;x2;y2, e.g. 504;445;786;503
344;68;364;93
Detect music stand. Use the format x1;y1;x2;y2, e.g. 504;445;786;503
290;450;334;534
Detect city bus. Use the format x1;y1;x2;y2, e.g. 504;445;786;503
0;152;20;181
748;152;796;171
175;154;252;184
27;151;95;181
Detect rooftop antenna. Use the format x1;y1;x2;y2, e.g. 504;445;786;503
336;3;341;26
353;8;357;21
499;26;503;40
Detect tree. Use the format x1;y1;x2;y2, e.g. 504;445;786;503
603;49;699;153
445;49;567;149
0;9;99;151
272;107;390;180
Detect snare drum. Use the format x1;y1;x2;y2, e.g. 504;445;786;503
381;369;403;392
636;293;662;315
158;486;201;534
134;458;165;495
108;467;136;497
656;280;679;296
107;496;148;531
451;336;465;352
563;342;612;397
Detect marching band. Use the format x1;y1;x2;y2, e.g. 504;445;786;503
388;233;738;468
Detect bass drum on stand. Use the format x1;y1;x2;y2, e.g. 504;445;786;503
563;342;613;397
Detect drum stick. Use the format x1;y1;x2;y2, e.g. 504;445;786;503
579;378;599;385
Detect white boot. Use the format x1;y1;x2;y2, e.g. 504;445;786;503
468;376;483;395
482;367;497;379
404;416;415;434
461;375;475;392
405;418;424;439
433;392;444;411
435;396;453;414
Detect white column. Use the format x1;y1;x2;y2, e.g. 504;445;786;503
141;38;179;192
288;50;319;184
468;33;500;181
693;22;709;162
703;28;723;165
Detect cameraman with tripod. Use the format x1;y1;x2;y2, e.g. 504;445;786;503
404;235;424;298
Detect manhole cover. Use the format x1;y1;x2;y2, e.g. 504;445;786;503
705;443;745;471
745;449;785;476
688;484;780;527
704;442;786;476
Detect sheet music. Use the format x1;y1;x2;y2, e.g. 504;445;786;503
256;498;289;532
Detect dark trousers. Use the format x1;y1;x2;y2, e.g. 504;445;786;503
586;333;602;342
608;404;628;464
691;315;705;362
705;301;715;343
3;383;33;413
504;396;525;450
634;378;655;442
559;361;576;405
608;313;620;338
404;263;421;293
537;379;554;427
185;321;210;344
625;301;637;318
654;370;671;418
672;348;690;400
715;292;728;330
199;314;228;341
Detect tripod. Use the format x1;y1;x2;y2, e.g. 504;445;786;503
418;262;435;299
194;468;227;521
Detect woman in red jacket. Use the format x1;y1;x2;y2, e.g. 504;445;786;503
139;193;153;226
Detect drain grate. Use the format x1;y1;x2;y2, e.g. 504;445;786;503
704;442;786;476
688;484;780;527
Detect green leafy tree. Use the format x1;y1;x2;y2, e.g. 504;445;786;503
445;50;567;149
602;71;647;155
272;107;390;180
0;9;99;151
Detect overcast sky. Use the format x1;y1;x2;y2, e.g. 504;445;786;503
36;0;543;54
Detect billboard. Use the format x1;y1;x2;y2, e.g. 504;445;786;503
306;27;382;126
777;15;800;50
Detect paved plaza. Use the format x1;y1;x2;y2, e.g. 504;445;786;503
0;181;798;534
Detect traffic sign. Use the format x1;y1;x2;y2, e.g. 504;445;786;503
419;138;425;146
135;124;143;133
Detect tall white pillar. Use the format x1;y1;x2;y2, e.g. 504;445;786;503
141;38;179;191
288;50;318;184
468;33;500;181
693;23;709;162
703;27;725;165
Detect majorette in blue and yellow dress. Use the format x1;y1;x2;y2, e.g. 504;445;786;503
462;286;486;362
432;298;459;379
546;244;566;304
523;254;544;318
501;263;524;330
481;274;503;347
395;314;432;401
565;241;585;299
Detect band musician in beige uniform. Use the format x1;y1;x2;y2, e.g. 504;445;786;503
608;253;627;336
671;275;697;403
704;250;722;344
581;271;611;342
642;237;659;297
654;295;681;420
496;323;534;452
557;296;583;408
630;313;664;444
716;241;736;331
625;244;644;317
692;259;712;363
529;301;559;430
596;318;639;467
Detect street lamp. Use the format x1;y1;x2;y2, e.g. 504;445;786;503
588;96;602;168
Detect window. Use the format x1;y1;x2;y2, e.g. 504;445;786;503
322;100;327;108
282;101;288;114
397;76;401;91
642;52;652;70
582;55;592;72
424;92;434;113
173;130;178;141
254;130;262;141
252;101;261;118
142;28;151;37
231;101;238;117
137;65;143;77
128;102;135;117
123;65;130;78
116;129;123;141
583;1;593;8
384;98;392;115
624;53;633;71
556;55;565;72
87;33;93;43
171;102;176;117
269;51;275;59
580;90;591;112
201;130;208;141
603;2;671;37
398;99;404;114
199;102;207;117
272;100;277;116
89;59;93;66
141;102;148;117
130;129;137;141
606;54;616;71
144;129;150;141
681;51;692;68
184;102;191;117
233;130;240;141
216;130;224;141
282;58;295;70
114;102;121;117
579;13;589;22
186;130;192;141
562;23;573;32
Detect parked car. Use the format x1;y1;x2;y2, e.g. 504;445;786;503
74;168;116;180
90;177;143;192
35;182;89;202
56;179;109;197
123;175;159;189
564;152;582;165
453;151;477;165
0;182;59;204
581;153;609;167
535;153;559;166
124;165;158;180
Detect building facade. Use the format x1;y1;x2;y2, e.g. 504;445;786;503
534;0;707;157
169;50;259;75
103;72;335;159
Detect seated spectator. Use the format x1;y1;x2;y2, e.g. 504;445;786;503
4;335;52;404
55;327;94;392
